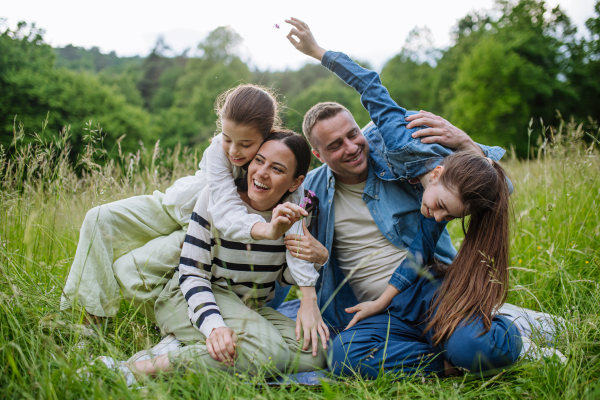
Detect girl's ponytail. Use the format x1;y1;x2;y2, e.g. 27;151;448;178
426;152;511;345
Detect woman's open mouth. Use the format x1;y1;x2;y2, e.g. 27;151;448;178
252;179;271;192
230;155;245;163
426;206;433;218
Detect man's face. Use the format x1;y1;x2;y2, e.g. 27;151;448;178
311;111;369;184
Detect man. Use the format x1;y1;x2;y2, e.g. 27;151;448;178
277;19;505;329
276;18;561;378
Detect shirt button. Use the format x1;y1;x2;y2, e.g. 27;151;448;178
328;199;331;203
380;172;385;177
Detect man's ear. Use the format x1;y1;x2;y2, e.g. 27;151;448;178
312;149;325;164
430;165;445;183
289;175;305;193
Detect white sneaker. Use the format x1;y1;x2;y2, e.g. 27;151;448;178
498;303;566;345
520;337;567;364
94;356;137;387
127;334;182;363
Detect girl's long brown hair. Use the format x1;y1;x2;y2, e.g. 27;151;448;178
425;152;511;345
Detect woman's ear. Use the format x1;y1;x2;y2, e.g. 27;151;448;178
430;165;445;183
288;175;305;193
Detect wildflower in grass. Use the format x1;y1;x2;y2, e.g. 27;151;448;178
586;261;590;264
538;246;542;250
519;259;522;264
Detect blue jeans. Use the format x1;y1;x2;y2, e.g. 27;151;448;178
330;313;521;378
329;277;522;378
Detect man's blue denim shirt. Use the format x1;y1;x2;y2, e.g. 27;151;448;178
299;51;507;327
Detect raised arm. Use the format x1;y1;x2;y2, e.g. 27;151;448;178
285;18;507;174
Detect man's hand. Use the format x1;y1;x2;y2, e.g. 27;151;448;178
296;287;329;356
284;220;329;265
285;18;326;61
405;110;484;156
206;326;237;365
251;202;307;241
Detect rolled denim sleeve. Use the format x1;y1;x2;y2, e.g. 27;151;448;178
322;51;510;180
322;51;453;179
389;216;448;292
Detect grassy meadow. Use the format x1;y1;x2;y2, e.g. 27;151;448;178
1;117;599;399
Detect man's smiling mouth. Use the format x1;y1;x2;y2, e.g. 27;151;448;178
346;150;362;163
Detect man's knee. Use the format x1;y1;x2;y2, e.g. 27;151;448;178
444;316;522;373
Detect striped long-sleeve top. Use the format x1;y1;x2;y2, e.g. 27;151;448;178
179;187;299;338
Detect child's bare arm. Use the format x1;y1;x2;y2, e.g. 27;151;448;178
344;285;400;329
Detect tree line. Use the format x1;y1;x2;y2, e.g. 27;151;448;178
1;0;599;159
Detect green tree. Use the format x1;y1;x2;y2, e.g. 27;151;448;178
0;22;156;155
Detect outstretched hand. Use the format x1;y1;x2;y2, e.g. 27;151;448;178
285;18;326;61
252;202;308;241
405;110;484;156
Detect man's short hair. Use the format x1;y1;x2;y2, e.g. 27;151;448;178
302;102;351;149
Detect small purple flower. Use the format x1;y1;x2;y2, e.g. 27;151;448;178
273;24;280;29
306;198;312;204
307;190;316;197
299;200;306;208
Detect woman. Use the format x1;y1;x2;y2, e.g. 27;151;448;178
97;131;328;383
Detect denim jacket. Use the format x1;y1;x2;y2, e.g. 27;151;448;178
301;51;508;327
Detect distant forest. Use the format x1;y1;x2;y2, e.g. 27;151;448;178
1;0;599;158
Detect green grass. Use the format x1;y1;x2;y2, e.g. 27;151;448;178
1;118;599;399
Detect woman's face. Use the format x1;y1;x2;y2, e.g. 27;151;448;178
221;118;264;167
246;140;304;211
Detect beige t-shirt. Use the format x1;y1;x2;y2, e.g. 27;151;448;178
332;180;408;302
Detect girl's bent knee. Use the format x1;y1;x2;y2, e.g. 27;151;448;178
444;316;522;373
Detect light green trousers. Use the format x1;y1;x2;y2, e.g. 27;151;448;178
155;276;327;374
61;191;185;321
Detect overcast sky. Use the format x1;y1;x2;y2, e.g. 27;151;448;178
2;0;596;71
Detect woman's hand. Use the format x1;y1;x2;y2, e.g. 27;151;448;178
251;202;308;241
285;18;327;61
284;220;328;265
206;326;237;365
296;286;329;356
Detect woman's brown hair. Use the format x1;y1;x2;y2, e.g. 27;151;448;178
425;152;511;345
215;84;281;138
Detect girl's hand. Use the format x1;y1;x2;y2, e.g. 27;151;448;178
269;202;307;239
206;326;237;365
296;286;329;356
251;202;308;241
344;285;401;329
344;301;388;330
285;18;327;61
284;220;329;265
